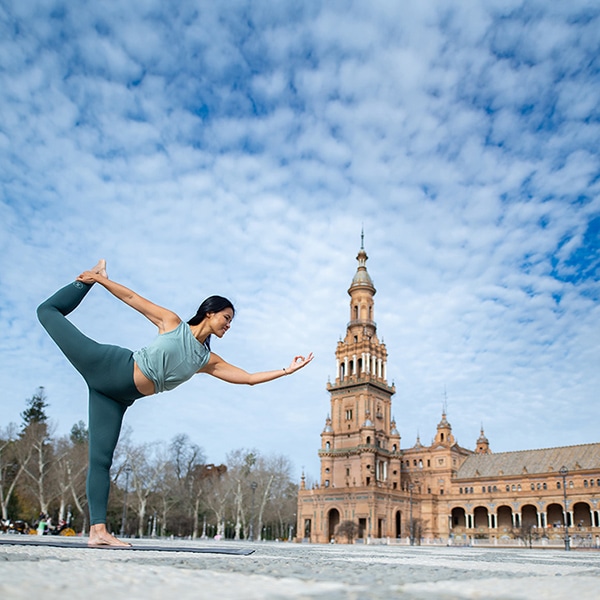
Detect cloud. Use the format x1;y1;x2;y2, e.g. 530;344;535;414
1;1;599;480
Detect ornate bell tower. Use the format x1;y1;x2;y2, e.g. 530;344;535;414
320;234;398;490
298;237;405;543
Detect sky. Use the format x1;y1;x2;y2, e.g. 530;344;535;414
1;0;599;483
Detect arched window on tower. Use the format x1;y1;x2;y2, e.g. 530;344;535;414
354;305;359;320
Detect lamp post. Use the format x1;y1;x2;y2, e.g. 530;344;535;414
559;466;570;551
249;481;258;541
120;465;131;538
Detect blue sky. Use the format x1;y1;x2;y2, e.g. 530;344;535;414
1;0;599;482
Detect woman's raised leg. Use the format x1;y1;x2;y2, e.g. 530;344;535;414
36;260;108;377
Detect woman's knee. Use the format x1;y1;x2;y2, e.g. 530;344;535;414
89;448;114;473
36;301;53;325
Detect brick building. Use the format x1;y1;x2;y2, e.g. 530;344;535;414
296;242;600;546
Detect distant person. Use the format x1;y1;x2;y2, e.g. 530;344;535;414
37;514;47;536
37;260;313;547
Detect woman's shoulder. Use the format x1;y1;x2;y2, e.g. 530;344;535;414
159;319;184;335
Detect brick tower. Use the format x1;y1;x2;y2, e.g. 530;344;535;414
297;237;405;542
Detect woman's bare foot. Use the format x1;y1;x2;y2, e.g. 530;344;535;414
91;259;108;279
88;523;131;547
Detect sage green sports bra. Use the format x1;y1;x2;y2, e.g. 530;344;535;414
133;322;210;393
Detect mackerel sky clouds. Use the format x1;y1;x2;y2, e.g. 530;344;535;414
1;1;599;480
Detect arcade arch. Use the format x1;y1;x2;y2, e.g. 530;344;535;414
473;506;488;529
547;503;566;527
497;505;513;530
573;502;592;527
451;507;466;528
395;510;402;538
521;504;538;528
328;508;340;542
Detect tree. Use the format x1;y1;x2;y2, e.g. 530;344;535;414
52;428;89;529
226;449;257;540
0;423;28;521
406;517;427;545
264;472;298;540
252;454;295;541
512;524;544;549
20;387;49;432
17;388;56;516
121;441;166;537
169;434;205;537
153;453;179;537
70;421;88;445
336;520;360;544
201;464;230;538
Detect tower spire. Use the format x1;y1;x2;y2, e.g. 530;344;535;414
476;425;491;454
330;237;392;390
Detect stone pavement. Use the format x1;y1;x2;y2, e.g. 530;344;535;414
1;537;598;600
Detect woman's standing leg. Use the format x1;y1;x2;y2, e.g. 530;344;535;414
85;349;142;545
87;390;127;527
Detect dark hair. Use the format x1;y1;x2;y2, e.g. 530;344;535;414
187;295;235;349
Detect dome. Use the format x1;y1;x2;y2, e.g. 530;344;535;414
349;248;375;292
477;427;489;444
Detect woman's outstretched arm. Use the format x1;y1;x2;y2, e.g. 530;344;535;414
76;269;180;333
200;352;314;385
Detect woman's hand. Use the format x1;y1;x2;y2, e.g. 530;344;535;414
285;353;314;375
76;270;102;284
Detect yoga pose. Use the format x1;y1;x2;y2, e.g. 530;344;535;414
37;260;313;546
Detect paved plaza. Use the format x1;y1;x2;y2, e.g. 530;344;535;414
0;537;598;600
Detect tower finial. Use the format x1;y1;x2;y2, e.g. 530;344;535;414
361;226;364;250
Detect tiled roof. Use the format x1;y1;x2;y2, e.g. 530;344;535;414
456;443;600;479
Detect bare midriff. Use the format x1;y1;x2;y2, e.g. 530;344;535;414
133;362;156;396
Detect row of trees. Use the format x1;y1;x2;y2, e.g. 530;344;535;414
1;388;298;540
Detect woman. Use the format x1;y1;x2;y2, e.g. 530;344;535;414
37;260;313;546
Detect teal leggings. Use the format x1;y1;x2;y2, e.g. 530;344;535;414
37;281;144;525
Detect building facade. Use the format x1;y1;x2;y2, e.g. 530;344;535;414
296;243;600;546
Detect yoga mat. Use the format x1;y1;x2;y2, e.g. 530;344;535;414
0;537;254;555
